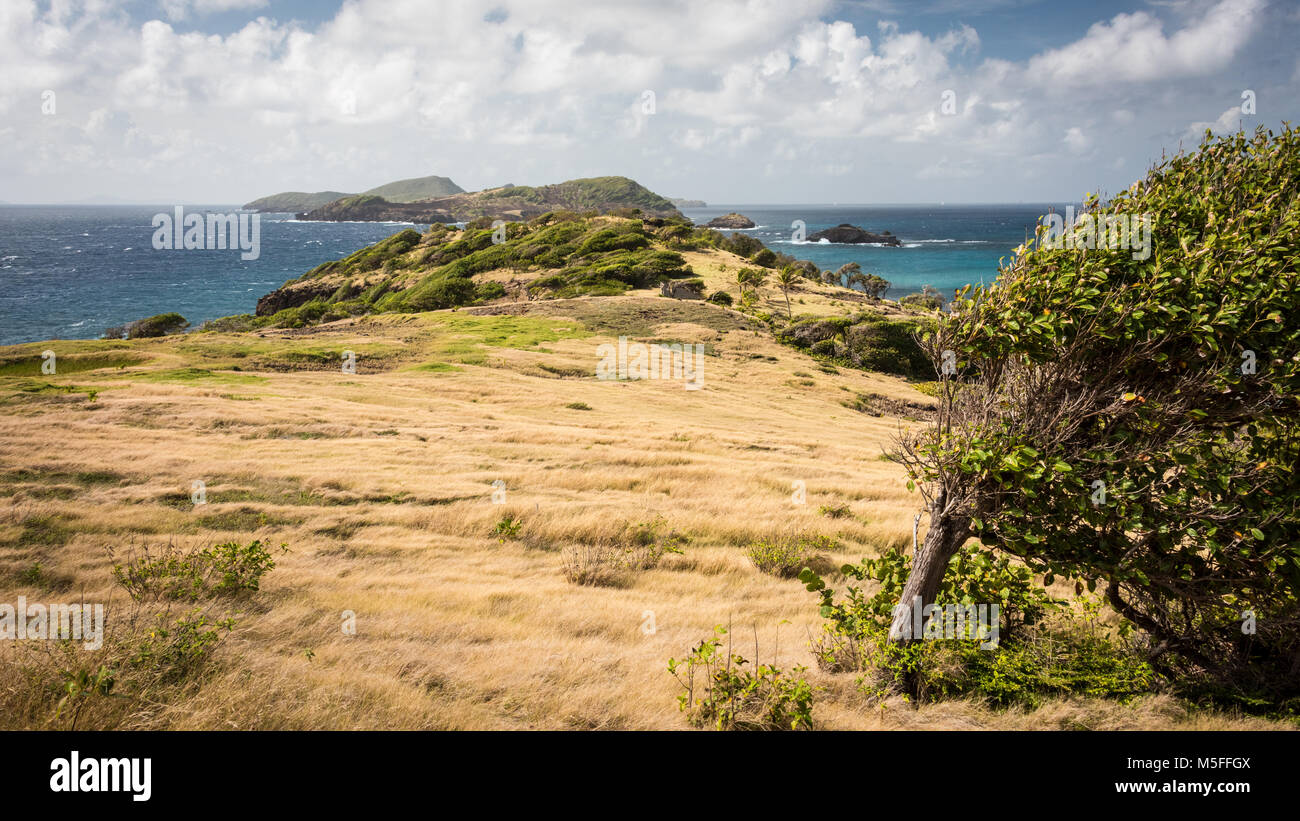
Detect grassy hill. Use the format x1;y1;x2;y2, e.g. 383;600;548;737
243;174;465;213
0;213;1288;731
361;174;464;201
242;190;354;213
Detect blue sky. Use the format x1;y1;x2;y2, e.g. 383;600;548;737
3;0;1297;204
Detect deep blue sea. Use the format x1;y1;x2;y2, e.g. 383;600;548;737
0;203;1069;346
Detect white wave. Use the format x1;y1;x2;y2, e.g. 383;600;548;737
1;255;17;261
287;219;420;225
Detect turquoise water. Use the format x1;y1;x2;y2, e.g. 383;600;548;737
0;203;1067;345
682;204;1070;300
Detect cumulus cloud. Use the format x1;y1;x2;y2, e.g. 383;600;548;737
1024;0;1264;86
0;0;1291;203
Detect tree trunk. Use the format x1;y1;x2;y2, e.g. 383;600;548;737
888;498;971;642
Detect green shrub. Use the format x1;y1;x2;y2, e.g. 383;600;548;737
668;625;815;730
798;545;1155;707
898;285;943;311
747;532;837;578
476;281;507;301
105;312;189;339
493;515;522;541
706;291;734;306
112;539;281;602
127;608;235;683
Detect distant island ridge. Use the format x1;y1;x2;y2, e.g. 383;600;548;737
243;174;465;213
245;174;711;222
272;176;683;223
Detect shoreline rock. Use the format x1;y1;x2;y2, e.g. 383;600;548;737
704;212;756;229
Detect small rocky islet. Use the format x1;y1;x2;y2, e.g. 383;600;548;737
807;223;901;246
703;212;757;229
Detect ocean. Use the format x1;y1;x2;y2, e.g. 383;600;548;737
0;203;1069;346
682;204;1070;299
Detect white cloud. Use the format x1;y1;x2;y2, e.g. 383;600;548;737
1183;105;1247;142
1024;0;1264;87
0;0;1291;203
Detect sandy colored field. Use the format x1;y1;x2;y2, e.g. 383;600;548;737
0;281;1285;729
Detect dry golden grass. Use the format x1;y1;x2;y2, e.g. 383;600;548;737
0;283;1287;730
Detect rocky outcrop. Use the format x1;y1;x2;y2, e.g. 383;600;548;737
704;212;756;229
255;281;345;316
807;223;901;246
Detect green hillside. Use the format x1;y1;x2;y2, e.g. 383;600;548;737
361;175;465;202
242;191;353;212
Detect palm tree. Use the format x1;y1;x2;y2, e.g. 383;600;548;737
775;266;798;318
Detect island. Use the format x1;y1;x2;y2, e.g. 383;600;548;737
808;223;901;246
704;212;756;229
294;176;683;223
244;174;465;214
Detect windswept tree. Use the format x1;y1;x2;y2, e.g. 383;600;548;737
774;266;799;318
861;273;891;299
844;270;891;300
836;262;861;284
888;127;1300;703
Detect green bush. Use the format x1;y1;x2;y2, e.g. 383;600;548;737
898;285;943;311
747;532;837;578
105;312;189;339
476;281;507;301
112;539;281;602
899;126;1300;711
668;625;815;730
493;515;522;541
798;545;1155;707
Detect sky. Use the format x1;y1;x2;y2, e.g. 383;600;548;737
1;0;1297;204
